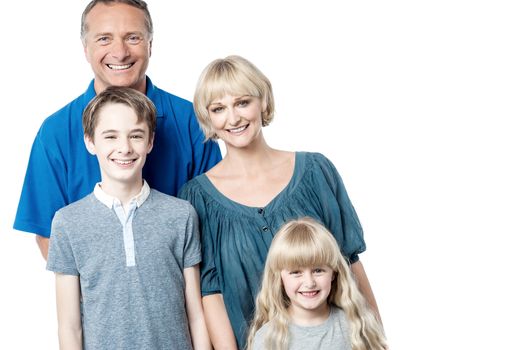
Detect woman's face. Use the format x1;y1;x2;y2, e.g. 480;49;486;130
207;94;265;149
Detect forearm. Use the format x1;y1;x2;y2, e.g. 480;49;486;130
56;274;82;349
188;316;211;350
202;294;238;350
183;266;212;350
351;260;382;323
36;235;49;260
58;325;82;350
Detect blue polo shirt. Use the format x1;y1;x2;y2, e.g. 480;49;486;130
14;77;221;237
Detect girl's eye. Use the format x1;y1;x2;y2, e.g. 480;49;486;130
313;268;325;274
210;106;224;113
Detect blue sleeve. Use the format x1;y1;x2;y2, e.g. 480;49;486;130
188;109;222;177
315;153;366;263
46;211;79;276
178;181;221;296
14;125;68;237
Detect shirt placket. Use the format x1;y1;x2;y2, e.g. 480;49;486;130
114;200;138;267
255;207;274;246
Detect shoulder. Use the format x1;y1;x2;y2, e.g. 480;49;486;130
298;151;340;181
253;322;271;349
330;305;350;326
177;175;208;201
53;194;97;226
148;189;197;215
302;151;334;168
149;83;194;115
37;91;90;140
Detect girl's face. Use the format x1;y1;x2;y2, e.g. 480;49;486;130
280;265;334;324
207;94;265;149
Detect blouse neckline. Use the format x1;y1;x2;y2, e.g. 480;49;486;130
196;152;306;216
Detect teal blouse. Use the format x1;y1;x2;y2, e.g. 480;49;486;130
178;152;365;349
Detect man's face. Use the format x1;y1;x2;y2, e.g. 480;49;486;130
83;2;152;94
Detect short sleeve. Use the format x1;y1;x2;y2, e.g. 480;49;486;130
313;153;366;263
178;180;221;296
46;211;79;276
14;127;68;237
183;203;201;268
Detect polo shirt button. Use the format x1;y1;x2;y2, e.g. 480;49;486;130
258;208;264;214
262;226;269;232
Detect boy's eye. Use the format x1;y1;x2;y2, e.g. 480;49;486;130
104;135;116;139
130;134;143;139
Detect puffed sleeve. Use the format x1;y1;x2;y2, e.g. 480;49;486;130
312;152;366;263
178;180;222;295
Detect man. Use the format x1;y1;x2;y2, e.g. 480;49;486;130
14;0;221;259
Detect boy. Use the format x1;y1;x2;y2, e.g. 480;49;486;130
46;86;211;350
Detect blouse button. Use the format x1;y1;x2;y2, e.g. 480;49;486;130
262;226;269;232
258;208;264;214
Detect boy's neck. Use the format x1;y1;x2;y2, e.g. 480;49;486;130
99;178;144;207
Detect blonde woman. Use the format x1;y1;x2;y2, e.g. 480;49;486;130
179;55;381;349
247;217;387;350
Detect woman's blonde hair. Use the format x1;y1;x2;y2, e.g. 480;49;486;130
246;217;387;350
193;55;275;140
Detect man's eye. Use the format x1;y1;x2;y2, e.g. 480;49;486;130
127;35;142;44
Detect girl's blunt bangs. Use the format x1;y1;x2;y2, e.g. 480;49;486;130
269;226;339;272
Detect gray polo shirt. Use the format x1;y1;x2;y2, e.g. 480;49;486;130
47;187;200;350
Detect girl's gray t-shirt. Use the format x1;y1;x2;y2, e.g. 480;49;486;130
253;306;351;350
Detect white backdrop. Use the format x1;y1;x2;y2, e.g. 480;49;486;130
1;1;525;349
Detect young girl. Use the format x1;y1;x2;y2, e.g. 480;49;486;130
247;217;387;350
179;55;380;349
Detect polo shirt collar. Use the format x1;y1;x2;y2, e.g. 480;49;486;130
93;181;151;210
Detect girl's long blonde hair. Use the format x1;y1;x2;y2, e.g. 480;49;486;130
246;217;387;350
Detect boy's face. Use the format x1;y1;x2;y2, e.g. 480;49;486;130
85;103;153;189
